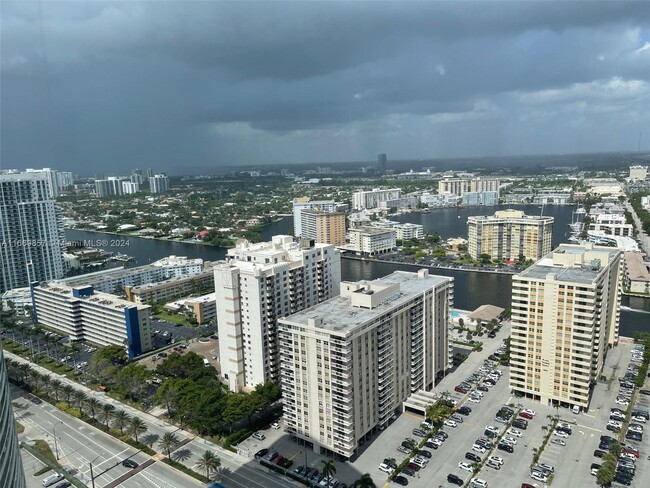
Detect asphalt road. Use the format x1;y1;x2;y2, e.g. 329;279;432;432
11;384;203;488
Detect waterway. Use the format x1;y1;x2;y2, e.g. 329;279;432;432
65;206;650;336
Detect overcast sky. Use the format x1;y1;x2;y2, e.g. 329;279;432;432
2;1;650;175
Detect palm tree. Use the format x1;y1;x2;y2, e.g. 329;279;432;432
129;417;148;443
321;460;337;487
352;473;376;488
86;397;101;419
28;369;42;390
159;432;179;457
49;379;62;402
98;403;115;428
196;450;220;481
73;390;88;413
18;363;30;385
113;410;130;434
62;384;75;404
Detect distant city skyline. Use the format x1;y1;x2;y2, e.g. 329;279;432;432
2;2;649;173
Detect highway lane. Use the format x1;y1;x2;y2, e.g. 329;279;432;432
10;384;203;488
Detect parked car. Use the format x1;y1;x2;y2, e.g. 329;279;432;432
121;459;139;469
447;474;464;486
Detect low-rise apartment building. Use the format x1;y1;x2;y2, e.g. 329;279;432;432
278;269;453;459
348;227;396;256
301;209;347;246
509;243;622;409
468;209;554;261
352;188;401;210
124;270;214;304
31;282;152;358
588;213;633;237
624;251;650;295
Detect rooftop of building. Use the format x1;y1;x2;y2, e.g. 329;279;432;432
350;226;398;235
468;209;554;222
127;269;214;291
624;252;650;282
516;243;620;285
280;270;452;336
35;282;149;311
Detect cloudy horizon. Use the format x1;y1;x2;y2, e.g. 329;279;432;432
2;1;649;174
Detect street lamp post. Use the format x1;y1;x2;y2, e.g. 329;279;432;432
52;420;64;460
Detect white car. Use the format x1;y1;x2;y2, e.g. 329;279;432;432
444;419;457;428
632;416;647;423
607;420;622;429
378;463;394;474
271;422;280;430
629;424;643;433
469;397;481;403
411;458;427;468
507;428;522;437
472;391;484;398
488;456;504;466
521;409;536;417
538;463;555;473
503;436;518;445
458;462;473;472
472;444;487;454
531;471;548;482
471;478;488;488
553;430;569;438
550;438;566;446
616;397;630;406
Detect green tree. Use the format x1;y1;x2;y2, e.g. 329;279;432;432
321;460;337;488
112;410;130;434
98;403;116;428
86;397;101;419
154;378;185;417
159;432;180;458
253;381;282;407
156;352;205;378
62;384;75;404
352;473;376;488
196;450;221;481
596;462;615;486
128;417;148;443
73;390;88;414
115;364;152;400
480;253;492;264
49;379;63;402
94;344;127;365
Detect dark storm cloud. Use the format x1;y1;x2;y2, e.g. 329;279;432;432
1;1;650;173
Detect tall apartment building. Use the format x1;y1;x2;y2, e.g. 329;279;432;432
0;344;26;488
349;227;397;256
438;177;500;196
0;172;66;293
509;244;622;409
352;188;401;210
25;168;60;197
122;181;140;194
292;198;337;237
468;209;554;261
150;174;170;193
56;171;74;191
214;236;341;392
31;282;153;359
278;270;453;459
378;153;387;171
95;177;123;197
301;209;346;246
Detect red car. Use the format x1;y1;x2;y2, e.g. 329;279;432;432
455;385;468;394
519;412;534;420
272;455;284;465
522;484;535;488
623;449;639;458
406;463;421;472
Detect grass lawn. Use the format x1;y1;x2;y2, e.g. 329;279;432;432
32;439;57;464
16;421;25;433
154;311;192;326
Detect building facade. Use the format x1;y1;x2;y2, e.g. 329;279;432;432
462;191;499;206
150;174;170;193
292;198;338;237
122;181;140;194
629;165;648;180
0;344;26;488
624;251;650;295
214;236;341;392
438;177;499;196
348;227;396;256
31;282;153;359
94;177;124;197
278;270;453;459
300;209;347;246
468;209;554;261
509;244;622;409
124;270;214;304
588;214;633;237
352;189;401;210
0;172;66;294
56;171;74;191
420;192;458;207
378;196;419;210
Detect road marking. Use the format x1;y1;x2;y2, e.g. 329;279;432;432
288;448;302;461
574;424;602;433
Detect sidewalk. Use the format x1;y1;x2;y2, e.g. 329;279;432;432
6;351;245;466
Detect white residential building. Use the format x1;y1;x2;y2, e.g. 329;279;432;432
214;236;341;392
150;174;170;193
292;198;337;236
278;269;453;459
509;244;622;408
588;213;633;237
352;188;401;210
349;227;396;256
372;220;424;240
0;172;66;293
462;191;499;206
378;196;419;210
56;171;74;190
95;177;124;197
420;192;458;207
31;282;153;359
25;168;60;197
629;165;648;180
438;177;499;196
122;181;140;194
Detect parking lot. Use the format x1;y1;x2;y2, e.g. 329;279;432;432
234;322;647;488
